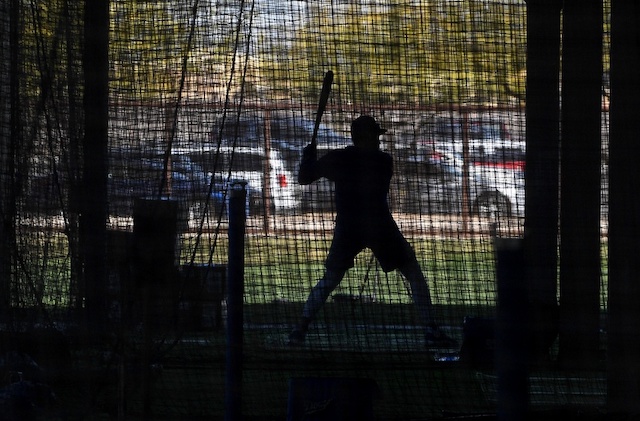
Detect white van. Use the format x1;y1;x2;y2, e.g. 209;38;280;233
174;145;299;215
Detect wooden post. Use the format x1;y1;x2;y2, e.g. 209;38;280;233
262;110;273;234
461;110;470;232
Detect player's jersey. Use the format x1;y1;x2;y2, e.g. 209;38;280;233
299;145;393;227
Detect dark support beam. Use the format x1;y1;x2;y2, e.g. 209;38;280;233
226;182;247;421
495;239;529;421
524;0;563;362
559;0;603;370
0;0;19;316
82;0;110;332
608;0;640;414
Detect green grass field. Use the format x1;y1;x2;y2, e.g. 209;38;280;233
19;229;609;314
183;233;609;311
185;234;500;304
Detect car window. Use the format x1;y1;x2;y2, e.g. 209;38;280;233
469;122;504;140
270;118;312;140
431;118;508;142
214;116;262;143
230;152;264;173
109;151;205;181
433;119;463;141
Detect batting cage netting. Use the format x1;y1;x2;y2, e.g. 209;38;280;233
0;0;611;419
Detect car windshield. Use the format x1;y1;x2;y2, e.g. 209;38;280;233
215;117;262;142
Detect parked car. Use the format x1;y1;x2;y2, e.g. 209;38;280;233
197;113;351;170
173;145;299;215
22;149;211;219
190;113;351;213
424;116;526;165
397;149;524;219
108;148;210;220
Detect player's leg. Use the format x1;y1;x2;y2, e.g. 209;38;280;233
398;257;458;348
289;268;347;343
369;226;432;319
397;257;434;324
289;230;360;346
371;225;458;348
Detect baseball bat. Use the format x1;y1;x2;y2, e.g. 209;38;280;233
310;70;334;147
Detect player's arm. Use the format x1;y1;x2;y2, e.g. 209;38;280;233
298;143;319;185
298;145;343;185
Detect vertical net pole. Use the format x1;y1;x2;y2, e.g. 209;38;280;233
225;181;247;421
524;0;563;361
133;198;179;420
82;0;109;332
559;0;603;370
608;0;640;414
0;0;18;316
495;238;528;421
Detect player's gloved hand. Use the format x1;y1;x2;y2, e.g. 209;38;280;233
302;143;317;161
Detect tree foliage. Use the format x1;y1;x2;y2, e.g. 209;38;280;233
279;1;527;106
110;0;189;101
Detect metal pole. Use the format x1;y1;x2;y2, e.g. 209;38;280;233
608;0;640;414
83;0;110;332
524;0;563;363
0;0;19;316
559;0;603;370
494;238;529;421
225;181;247;421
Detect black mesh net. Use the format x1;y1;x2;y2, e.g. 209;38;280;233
0;0;611;419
